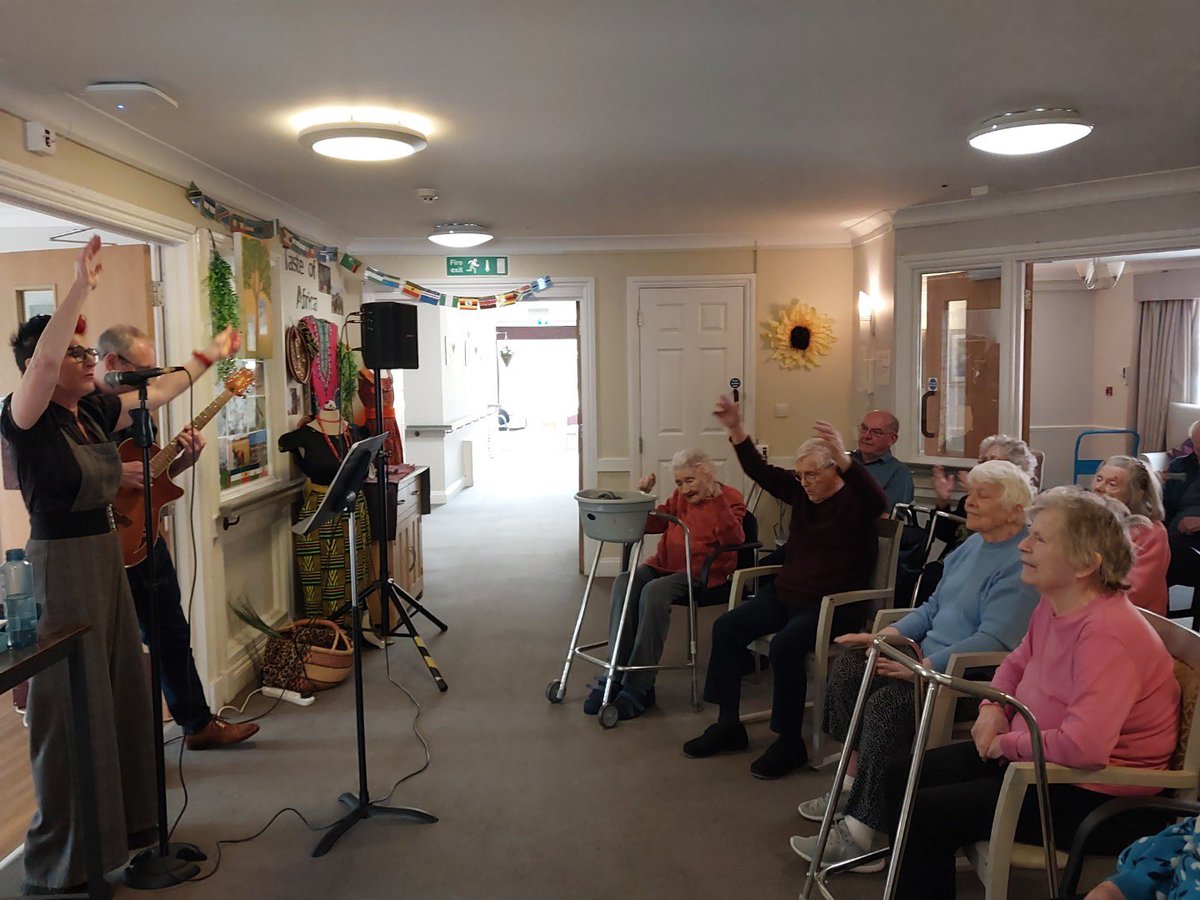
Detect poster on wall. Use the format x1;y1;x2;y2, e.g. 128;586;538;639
235;232;274;359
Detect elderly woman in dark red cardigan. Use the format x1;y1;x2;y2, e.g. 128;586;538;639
682;397;887;779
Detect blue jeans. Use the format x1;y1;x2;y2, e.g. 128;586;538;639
126;538;213;734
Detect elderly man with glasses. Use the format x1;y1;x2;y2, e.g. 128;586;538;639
682;395;887;779
851;409;913;512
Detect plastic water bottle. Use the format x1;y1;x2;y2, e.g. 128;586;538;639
3;549;38;650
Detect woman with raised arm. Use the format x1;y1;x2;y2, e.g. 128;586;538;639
0;236;239;894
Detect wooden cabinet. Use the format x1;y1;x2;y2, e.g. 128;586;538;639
390;468;428;599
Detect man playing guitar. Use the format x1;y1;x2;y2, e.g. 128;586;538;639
96;324;258;750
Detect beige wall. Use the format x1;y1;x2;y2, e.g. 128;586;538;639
0;108;209;231
851;229;896;417
363;247;856;468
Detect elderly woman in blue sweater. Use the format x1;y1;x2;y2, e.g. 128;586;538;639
791;459;1039;870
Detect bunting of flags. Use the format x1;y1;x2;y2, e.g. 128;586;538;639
279;225;338;263
188;183;553;311
186;183;275;239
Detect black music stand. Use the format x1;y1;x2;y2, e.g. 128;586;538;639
294;433;437;857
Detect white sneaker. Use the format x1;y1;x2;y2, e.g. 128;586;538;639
790;818;887;874
797;789;848;823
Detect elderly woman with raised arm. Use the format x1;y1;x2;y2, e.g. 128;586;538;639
1092;455;1170;616
586;448;745;720
790;460;1039;871
890;488;1180;900
681;396;886;779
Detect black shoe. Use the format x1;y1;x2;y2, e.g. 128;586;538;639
614;686;656;720
582;677;620;715
750;736;808;779
683;722;749;758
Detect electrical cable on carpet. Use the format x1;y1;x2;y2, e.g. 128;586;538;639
175;341;434;880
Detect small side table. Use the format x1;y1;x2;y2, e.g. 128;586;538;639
0;626;107;899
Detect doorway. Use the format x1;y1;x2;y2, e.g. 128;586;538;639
481;298;581;497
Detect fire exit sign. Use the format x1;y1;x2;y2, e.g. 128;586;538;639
446;256;508;276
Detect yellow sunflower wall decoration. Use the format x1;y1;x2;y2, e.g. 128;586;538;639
762;301;837;370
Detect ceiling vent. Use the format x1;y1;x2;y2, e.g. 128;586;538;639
1075;259;1126;291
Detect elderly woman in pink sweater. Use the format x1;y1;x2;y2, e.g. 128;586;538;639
890;488;1180;900
1092;455;1170;616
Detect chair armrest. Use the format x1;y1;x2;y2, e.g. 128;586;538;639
1060;796;1200;894
873;608;915;631
696;541;763;588
822;588;894;609
727;565;781;610
1005;761;1194;790
945;650;1009;679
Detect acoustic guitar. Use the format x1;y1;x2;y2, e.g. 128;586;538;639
115;368;255;567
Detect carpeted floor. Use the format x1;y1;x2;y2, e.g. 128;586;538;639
0;465;1105;898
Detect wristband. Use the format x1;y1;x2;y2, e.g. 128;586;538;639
192;349;214;368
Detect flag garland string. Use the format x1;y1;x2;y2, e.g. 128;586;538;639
187;183;552;309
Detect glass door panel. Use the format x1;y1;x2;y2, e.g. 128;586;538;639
920;270;1002;460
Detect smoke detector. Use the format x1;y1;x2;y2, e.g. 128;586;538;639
417;188;439;203
1075;259;1126;291
84;81;179;113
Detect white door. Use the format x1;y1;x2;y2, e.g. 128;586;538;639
636;283;751;499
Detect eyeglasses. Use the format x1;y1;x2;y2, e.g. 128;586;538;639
858;424;896;439
793;468;831;483
65;346;99;363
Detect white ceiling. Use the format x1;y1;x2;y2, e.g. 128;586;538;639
1035;248;1200;282
0;0;1197;249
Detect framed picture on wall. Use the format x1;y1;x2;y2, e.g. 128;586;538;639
16;287;55;324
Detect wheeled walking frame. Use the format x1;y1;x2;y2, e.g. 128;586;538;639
801;635;1060;900
545;489;699;729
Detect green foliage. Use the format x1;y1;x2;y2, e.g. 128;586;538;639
205;249;241;379
228;598;284;640
338;339;358;421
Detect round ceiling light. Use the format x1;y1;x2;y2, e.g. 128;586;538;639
968;108;1093;156
299;122;427;161
428;223;494;248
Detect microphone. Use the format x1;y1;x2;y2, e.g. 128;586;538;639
103;366;186;389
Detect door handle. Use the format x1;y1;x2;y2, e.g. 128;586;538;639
920;390;936;438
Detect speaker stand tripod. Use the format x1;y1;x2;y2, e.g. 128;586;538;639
332;361;447;692
294;434;438;857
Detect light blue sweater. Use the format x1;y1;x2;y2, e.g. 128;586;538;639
892;530;1037;672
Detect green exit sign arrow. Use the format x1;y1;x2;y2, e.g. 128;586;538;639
446;256;508;276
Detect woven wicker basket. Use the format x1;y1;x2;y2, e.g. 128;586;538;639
278;618;352;692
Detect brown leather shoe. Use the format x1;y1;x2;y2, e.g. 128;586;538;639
184;716;260;750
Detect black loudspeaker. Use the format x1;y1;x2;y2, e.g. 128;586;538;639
361;301;419;369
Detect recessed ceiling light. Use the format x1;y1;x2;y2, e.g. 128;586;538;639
968;108;1093;155
299;122;427;161
428;224;494;248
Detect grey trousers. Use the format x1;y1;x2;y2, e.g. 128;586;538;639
607;564;690;692
25;532;157;889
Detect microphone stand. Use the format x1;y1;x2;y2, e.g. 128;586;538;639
125;381;204;889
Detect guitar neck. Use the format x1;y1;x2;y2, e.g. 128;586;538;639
150;388;234;478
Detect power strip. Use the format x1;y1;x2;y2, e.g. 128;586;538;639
261;686;315;707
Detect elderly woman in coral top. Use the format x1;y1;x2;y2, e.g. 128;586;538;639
891;488;1180;900
585;449;745;721
1091;455;1171;616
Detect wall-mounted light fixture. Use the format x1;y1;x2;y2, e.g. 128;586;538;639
857;291;876;336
